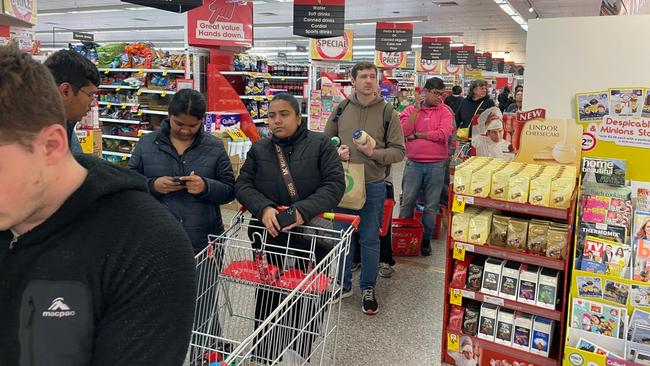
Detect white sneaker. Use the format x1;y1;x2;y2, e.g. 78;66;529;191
378;263;395;278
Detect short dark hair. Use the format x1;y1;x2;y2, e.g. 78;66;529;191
0;45;65;148
44;49;100;92
168;89;206;119
424;77;445;90
270;93;301;116
515;85;523;93
351;61;377;79
452;86;463;95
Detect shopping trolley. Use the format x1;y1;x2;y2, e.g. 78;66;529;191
188;209;360;366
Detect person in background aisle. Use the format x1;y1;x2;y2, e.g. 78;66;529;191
0;45;196;366
444;85;465;115
44;49;100;155
506;89;523;113
129;89;235;254
325;61;405;315
498;86;512;112
235;93;345;362
456;80;495;136
399;77;455;256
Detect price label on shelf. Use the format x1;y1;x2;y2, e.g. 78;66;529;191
104;69;110;75
452;243;466;261
138;68;145;74
115;87;121;92
161;91;167;97
483;295;504;307
136;90;143;96
452;195;466;213
107;103;112;108
281;77;286;81
137;111;143;117
121;104;127;109
162;70;168;76
450;289;462;306
447;333;460;352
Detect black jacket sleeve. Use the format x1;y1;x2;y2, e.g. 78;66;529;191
235;145;277;219
197;143;236;205
292;138;345;223
127;140;161;197
92;220;196;365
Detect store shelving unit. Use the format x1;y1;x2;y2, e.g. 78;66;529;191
140;109;168;116
98;68;187;74
102;151;132;158
102;134;139;142
98;117;143;125
98;85;139;90
441;188;578;366
220;70;308;80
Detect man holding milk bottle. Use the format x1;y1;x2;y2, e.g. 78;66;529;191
325;61;405;315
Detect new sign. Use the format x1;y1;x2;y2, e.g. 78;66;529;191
293;0;345;39
375;51;407;69
121;0;202;13
450;45;475;66
421;37;451;60
187;0;253;48
375;22;413;52
310;29;353;61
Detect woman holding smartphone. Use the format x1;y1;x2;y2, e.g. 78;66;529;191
129;89;235;254
235;93;345;362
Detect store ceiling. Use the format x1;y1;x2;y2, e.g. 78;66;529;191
36;0;601;63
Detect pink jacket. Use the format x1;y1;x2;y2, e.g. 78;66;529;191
400;103;455;162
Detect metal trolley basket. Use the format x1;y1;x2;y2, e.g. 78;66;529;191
188;209;359;366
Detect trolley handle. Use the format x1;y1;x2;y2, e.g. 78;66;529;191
239;206;361;230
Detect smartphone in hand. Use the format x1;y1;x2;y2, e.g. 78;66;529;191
173;177;187;186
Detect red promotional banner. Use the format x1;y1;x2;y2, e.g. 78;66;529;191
188;0;253;48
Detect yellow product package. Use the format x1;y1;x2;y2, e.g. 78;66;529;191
490;169;512;200
529;175;552;207
468;210;494;245
451;212;471;242
550;177;575;209
508;173;530;203
453;167;473;195
470;169;493;198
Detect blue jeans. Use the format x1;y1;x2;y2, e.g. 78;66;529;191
399;159;446;241
336;181;386;290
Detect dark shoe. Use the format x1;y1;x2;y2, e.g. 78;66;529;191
351;262;361;272
332;286;352;303
421;241;432;256
361;287;379;315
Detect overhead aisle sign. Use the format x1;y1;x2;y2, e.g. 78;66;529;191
310;29;353;61
474;52;492;71
492;57;505;73
421;37;451;60
187;0;253;48
450;45;475;66
375;51;407;69
293;0;345;39
375;22;413;52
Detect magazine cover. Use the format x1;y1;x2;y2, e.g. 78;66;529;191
603;279;630;306
629;309;650;340
581;158;627;186
571;298;622;338
581;236;630;278
632;284;650;307
576;91;609;122
609;88;644;118
580;189;633;228
575;222;626;270
578;276;603;298
637;186;650;212
633;212;650;282
643;89;650;118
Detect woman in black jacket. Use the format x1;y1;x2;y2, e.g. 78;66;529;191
455;80;496;136
235;93;345;362
129;89;235;253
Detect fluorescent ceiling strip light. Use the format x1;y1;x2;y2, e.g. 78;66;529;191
68;9;123;14
499;4;516;16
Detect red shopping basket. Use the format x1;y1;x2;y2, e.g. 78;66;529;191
391;218;424;256
380;198;395;237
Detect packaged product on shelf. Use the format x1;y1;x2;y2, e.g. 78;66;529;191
580;184;633;227
527;220;550;255
467;210;493;245
467;258;484;291
628;309;650;341
462;302;481;336
258;101;269;118
453;167;473;195
245;78;255;95
518;264;540;305
489;215;510;247
244;100;258;119
451;258;471;288
508;173;531;203
448;305;465;332
530;316;554;357
482;257;505;296
529;175;552;206
581;158;627;187
490;166;515;200
469;168;493;198
550;176;576;209
204;112;221;133
537;268;559;310
452;211;475;242
478;303;499;341
506;219;529;251
513;312;534;351
500;260;520;300
495;308;515;346
546;224;569;259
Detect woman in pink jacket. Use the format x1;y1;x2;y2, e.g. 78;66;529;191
398;77;455;255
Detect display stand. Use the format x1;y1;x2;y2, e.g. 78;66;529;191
441;188;578;366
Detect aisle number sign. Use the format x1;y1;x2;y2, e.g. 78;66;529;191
2;0;37;25
309;29;353;61
375;51;407;69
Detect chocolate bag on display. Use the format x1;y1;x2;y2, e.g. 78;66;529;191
339;162;366;210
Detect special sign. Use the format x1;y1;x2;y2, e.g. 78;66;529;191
375;51;407;69
3;0;37;24
293;0;345;39
310;29;353;61
415;50;439;73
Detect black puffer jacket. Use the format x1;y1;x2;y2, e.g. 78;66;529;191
235;122;345;223
129;120;235;251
